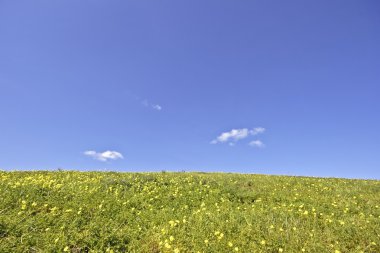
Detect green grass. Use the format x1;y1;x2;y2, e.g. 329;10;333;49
0;171;379;252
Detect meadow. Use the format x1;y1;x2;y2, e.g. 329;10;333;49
0;171;379;253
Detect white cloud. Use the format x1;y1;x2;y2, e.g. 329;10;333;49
84;150;124;162
152;104;162;111
250;127;266;135
142;99;162;111
249;140;265;148
211;127;266;144
211;128;250;144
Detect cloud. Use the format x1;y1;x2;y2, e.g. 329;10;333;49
211;127;266;144
211;128;250;144
152;104;162;111
250;127;265;135
249;140;265;148
84;150;124;162
142;99;163;111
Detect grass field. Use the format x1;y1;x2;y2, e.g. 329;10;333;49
0;171;379;252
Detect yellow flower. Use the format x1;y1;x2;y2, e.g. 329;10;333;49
228;242;233;247
260;240;266;245
234;247;239;251
204;239;209;244
279;248;284;252
170;236;174;241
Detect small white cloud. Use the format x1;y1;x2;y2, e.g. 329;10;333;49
211;128;250;144
84;150;124;162
249;140;265;148
142;99;162;111
250;127;266;135
152;104;162;111
211;127;266;145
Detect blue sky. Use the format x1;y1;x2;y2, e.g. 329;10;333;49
1;1;379;179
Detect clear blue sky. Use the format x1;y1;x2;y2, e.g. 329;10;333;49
1;1;379;179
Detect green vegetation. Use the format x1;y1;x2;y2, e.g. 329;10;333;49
0;171;379;252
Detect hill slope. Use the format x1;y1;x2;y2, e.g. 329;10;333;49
0;171;379;252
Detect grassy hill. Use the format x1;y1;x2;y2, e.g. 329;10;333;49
0;171;379;252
